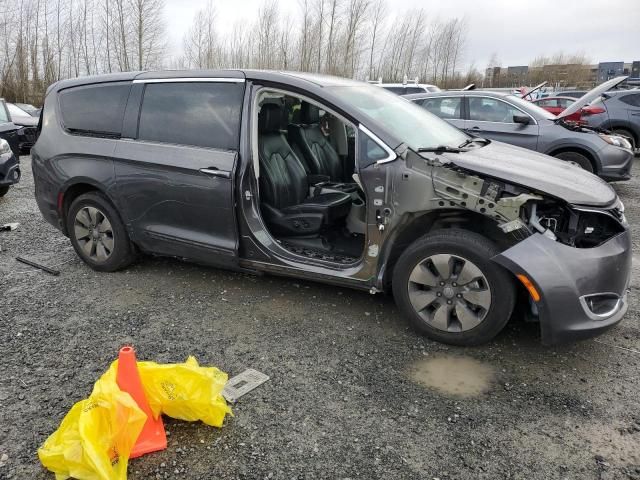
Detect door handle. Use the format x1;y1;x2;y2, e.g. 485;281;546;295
200;167;231;179
470;126;481;130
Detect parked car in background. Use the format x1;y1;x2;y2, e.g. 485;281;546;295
405;76;634;180
531;96;606;124
31;70;631;346
378;82;441;95
3;101;38;153
15;102;41;117
0;101;21;196
0;136;20;197
583;90;640;150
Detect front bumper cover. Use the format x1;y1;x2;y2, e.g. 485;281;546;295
0;152;20;186
493;231;631;345
598;145;634;181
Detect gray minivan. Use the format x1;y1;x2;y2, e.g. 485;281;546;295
32;70;631;346
405;77;634;181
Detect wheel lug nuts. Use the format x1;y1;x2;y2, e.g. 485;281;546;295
456;293;462;298
436;292;442;297
439;281;445;286
452;282;457;287
446;300;452;305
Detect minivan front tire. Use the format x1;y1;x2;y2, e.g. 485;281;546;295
67;192;136;272
392;229;516;346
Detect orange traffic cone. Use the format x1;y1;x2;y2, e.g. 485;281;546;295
116;346;167;458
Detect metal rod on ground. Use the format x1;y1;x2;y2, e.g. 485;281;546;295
15;256;61;276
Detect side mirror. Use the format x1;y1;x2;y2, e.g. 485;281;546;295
513;114;530;125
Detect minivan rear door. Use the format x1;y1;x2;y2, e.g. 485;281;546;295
114;78;246;267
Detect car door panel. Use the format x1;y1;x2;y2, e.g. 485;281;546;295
466;96;539;151
114;140;238;265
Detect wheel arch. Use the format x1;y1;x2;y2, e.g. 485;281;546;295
59;181;119;236
546;146;599;173
380;209;514;292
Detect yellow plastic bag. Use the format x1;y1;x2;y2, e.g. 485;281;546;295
38;356;232;480
137;356;232;427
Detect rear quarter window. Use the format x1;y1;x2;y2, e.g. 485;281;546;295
619;94;640;107
59;83;131;136
137;82;244;150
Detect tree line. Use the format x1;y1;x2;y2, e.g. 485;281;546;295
1;0;474;105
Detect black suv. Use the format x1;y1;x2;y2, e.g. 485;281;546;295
32;70;631;346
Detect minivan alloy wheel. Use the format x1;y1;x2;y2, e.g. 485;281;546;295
407;254;491;332
74;206;114;262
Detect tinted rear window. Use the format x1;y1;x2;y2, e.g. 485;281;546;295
382;86;404;94
137;82;244;150
59;83;130;136
620;94;640;107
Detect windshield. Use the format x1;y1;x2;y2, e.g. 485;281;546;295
505;94;557;120
7;103;28;118
329;85;469;150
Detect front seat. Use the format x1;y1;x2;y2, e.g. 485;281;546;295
289;103;343;181
258;103;351;237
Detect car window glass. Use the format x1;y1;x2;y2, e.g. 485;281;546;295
329;85;468;151
7;103;28;118
404;87;424;94
0;104;8;123
469;97;525;123
620;94;640;107
557;98;574;108
358;131;388;169
420;97;462;119
138;82;244;150
59;83;131;136
382;86;404;94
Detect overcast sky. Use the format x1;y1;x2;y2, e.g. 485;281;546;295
164;0;640;69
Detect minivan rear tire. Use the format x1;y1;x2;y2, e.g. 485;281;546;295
67;192;136;272
554;151;593;172
392;229;516;346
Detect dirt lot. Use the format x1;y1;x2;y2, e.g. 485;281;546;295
1;156;639;480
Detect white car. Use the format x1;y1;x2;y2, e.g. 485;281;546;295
377;82;441;95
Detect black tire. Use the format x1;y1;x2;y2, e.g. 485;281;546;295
611;128;636;150
0;186;9;197
67;191;136;272
554;151;593;172
392;229;516;346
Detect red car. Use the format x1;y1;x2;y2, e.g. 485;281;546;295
531;96;605;123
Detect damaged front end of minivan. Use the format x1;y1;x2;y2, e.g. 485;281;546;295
406;148;631;345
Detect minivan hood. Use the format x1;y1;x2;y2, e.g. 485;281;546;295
440;141;616;207
556;76;628;120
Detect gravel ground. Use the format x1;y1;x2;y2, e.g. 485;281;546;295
1;156;639;480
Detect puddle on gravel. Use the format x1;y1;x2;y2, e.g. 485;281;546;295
409;355;495;397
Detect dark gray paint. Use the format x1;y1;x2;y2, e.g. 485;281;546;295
494;231;631;344
437;141;617;207
32;69;633;345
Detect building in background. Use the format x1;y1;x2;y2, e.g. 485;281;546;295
506;66;528;87
597;62;624;82
631;61;640;79
484;66;501;87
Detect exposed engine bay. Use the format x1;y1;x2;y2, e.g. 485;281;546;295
432;165;626;248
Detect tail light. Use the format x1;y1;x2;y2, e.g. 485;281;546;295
581;106;605;116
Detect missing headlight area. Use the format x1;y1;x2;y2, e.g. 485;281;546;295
432;166;625;248
529;203;626;248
